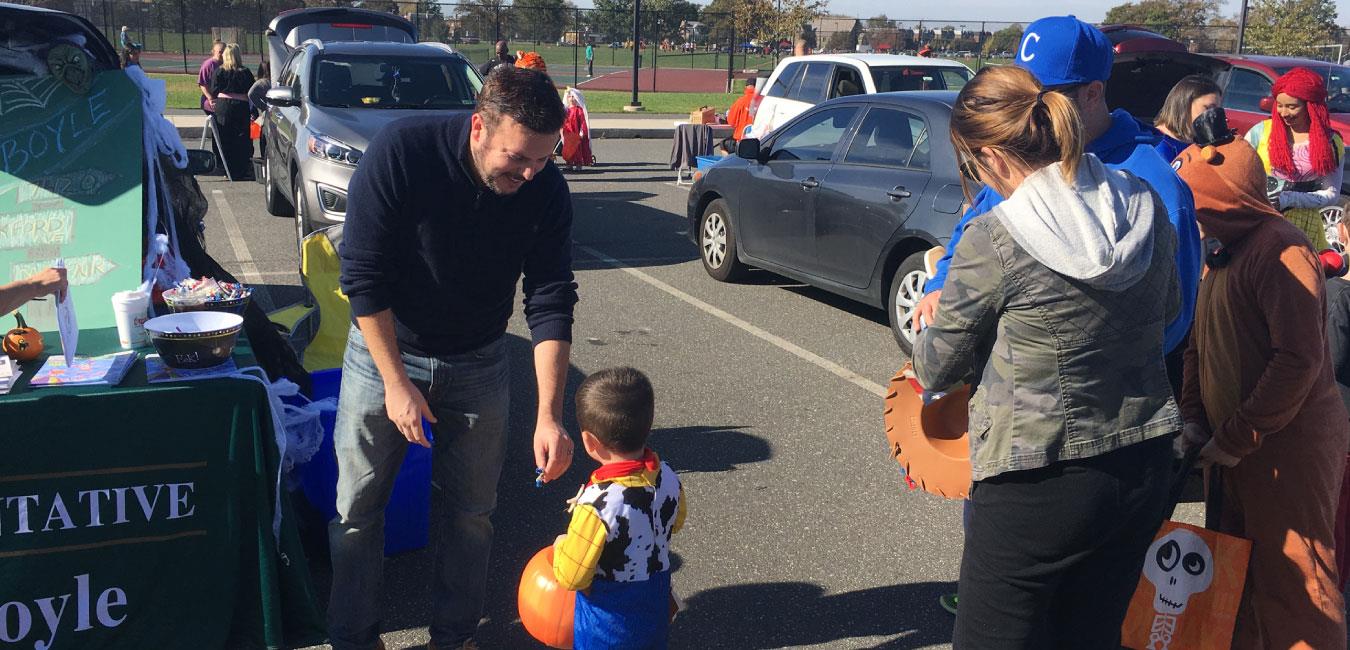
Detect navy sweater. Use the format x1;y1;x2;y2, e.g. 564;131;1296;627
339;113;578;356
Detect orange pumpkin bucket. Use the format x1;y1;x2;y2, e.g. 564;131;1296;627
518;546;576;649
883;362;971;499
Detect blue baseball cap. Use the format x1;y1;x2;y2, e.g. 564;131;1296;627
1015;16;1114;87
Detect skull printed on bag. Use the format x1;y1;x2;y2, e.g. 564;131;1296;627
1142;528;1214;615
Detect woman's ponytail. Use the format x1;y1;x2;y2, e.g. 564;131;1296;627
1038;89;1084;183
951;65;1086;185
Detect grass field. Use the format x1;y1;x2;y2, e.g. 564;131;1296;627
150;72;733;115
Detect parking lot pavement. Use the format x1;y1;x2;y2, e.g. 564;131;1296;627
204;140;958;649
203;139;1212;649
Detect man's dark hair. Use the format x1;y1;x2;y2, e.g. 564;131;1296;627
477;66;566;134
576;367;655;454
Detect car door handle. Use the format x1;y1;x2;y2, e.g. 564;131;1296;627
801;178;820;190
887;187;912;200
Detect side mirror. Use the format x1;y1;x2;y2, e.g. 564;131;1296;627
265;86;299;107
184;149;217;176
1259;96;1272;112
737;137;761;161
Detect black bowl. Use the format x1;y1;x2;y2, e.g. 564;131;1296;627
143;312;243;369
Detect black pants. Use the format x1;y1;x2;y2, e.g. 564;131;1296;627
953;435;1172;649
214;98;252;180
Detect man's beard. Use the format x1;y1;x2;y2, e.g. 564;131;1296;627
470;144;528;196
482;170;527;195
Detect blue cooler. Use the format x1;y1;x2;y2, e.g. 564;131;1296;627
301;368;431;556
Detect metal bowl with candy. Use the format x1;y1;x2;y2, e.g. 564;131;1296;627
163;277;253;316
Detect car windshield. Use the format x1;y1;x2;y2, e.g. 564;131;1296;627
312;54;480;109
1274;64;1350;113
870;66;971;92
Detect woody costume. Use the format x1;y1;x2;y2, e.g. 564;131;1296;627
554;450;686;649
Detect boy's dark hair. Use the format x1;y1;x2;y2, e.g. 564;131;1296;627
477;66;565;134
576;367;655;454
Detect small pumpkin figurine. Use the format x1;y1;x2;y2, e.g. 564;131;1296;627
2;313;44;362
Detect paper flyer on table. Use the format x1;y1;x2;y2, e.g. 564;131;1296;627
55;258;78;367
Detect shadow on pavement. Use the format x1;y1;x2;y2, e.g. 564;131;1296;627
650;425;770;473
570;191;698;269
671;580;957;649
782;284;890;329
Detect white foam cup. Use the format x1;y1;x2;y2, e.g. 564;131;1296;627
111;290;150;349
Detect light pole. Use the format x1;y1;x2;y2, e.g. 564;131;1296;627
626;0;643;111
1236;0;1249;55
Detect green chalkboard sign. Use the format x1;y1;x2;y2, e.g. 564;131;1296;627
0;69;144;331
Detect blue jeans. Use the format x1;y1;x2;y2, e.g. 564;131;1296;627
327;325;510;649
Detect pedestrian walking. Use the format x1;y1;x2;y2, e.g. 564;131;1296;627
1174;134;1349;650
479;40;516;79
209;44;256;181
1244;66;1345;250
331;66;575;650
914;63;1182;649
561;87;593;171
1154;74;1224;162
586;41;594;78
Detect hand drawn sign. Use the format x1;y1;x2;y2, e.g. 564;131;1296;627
0;68;142;332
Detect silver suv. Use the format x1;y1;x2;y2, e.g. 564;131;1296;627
261;39;482;238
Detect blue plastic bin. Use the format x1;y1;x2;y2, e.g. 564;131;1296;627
299;368;431;556
695;155;719;172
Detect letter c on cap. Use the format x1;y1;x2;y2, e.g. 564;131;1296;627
1020;32;1040;62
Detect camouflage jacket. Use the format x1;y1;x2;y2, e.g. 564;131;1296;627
912;204;1182;481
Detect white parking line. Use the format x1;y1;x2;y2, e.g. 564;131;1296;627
578;245;887;398
210;189;275;312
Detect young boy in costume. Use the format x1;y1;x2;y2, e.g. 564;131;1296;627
553;367;686;649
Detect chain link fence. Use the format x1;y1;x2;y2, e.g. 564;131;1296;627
15;2;1350;88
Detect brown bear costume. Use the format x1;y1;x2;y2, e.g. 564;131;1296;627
1175;137;1349;649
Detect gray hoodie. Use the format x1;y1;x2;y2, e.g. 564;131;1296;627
994;154;1158;292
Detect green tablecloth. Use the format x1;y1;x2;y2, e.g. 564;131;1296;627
0;327;325;649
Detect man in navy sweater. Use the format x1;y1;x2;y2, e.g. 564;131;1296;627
332;66;578;650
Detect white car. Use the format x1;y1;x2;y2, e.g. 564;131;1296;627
747;54;973;138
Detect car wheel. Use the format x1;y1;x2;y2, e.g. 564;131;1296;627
699;199;747;282
265;158;293;217
293;173;312;244
887;251;929;355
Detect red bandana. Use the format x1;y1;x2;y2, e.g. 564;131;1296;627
586;448;659;487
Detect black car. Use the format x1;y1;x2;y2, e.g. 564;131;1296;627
687;91;969;354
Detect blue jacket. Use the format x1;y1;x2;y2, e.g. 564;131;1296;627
924;109;1201;354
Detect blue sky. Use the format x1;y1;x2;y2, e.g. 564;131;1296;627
568;0;1350;25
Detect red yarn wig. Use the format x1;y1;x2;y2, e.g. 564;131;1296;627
1269;67;1337;177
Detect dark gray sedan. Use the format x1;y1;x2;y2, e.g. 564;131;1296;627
687;91;970;354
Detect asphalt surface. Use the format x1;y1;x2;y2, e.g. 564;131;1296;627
198;140;1201;649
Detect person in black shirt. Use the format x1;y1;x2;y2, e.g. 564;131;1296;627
209;43;255;180
478;40;516;78
331;66;576;650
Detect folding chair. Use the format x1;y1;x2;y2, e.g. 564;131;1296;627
268;224;349;372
